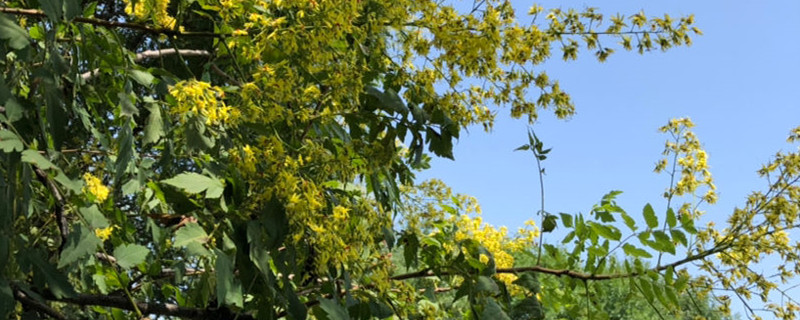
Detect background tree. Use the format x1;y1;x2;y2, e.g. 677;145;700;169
0;0;798;319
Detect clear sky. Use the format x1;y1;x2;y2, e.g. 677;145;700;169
417;0;800;317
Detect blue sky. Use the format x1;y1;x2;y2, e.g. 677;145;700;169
420;0;800;241
417;0;799;316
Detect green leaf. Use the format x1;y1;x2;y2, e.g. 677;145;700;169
650;231;675;254
285;284;308;320
559;212;573;228
476;276;499;294
40;0;63;21
129;69;155;87
512;272;541;294
53;171;82;194
173;222;209;247
3;98;23;122
666;207;677;228
622;243;652;258
542;215;558;233
638;278;654;303
113;244;149;269
670;229;687;247
319;298;350;320
621;212;637;231
665;285;680;307
0;130;23;153
21;149;56;170
0;14;30;49
59;225;102;268
589;222;621;241
215;249;243;307
680;213;697;234
643;203;658;229
143;102;164;145
247;222;271;277
118;92;138;117
481;299;511;320
0;280;13;319
63;0;81;20
511;296;544;320
514;144;530;151
22;252;75;298
162;172;225;199
115;122;134;183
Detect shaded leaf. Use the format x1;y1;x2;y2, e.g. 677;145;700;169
162;172;224;199
215;249;242;307
21;149;56;170
0;130;23;153
542;215;558;233
129;69;154;87
0;14;30;49
319;298;350;320
59;225;102;268
481;299;511;320
143;102;164;145
113;244;149;269
174;222;209;247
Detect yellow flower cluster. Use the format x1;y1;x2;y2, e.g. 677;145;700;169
123;0;176;29
452;213;539;286
656;118;717;215
168;80;240;126
82;173;109;203
94;225;117;241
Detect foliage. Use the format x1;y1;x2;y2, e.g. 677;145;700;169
0;0;798;319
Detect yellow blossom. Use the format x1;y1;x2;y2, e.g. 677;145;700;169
83;173;110;203
332;205;349;220
95;225;117;241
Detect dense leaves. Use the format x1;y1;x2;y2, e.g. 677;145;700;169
1;0;799;320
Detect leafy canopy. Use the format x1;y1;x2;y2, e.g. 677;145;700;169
1;0;799;319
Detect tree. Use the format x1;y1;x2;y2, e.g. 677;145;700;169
1;0;798;319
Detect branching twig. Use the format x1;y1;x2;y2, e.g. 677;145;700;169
0;7;224;37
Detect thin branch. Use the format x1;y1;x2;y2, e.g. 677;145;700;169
38;290;254;320
210;63;242;86
33;167;68;253
11;285;67;320
95;253;204;277
80;49;212;81
0;7;224;37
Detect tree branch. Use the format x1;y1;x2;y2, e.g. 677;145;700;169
0;7;225;38
392;245;730;282
11;285;67;320
35;290;254;320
